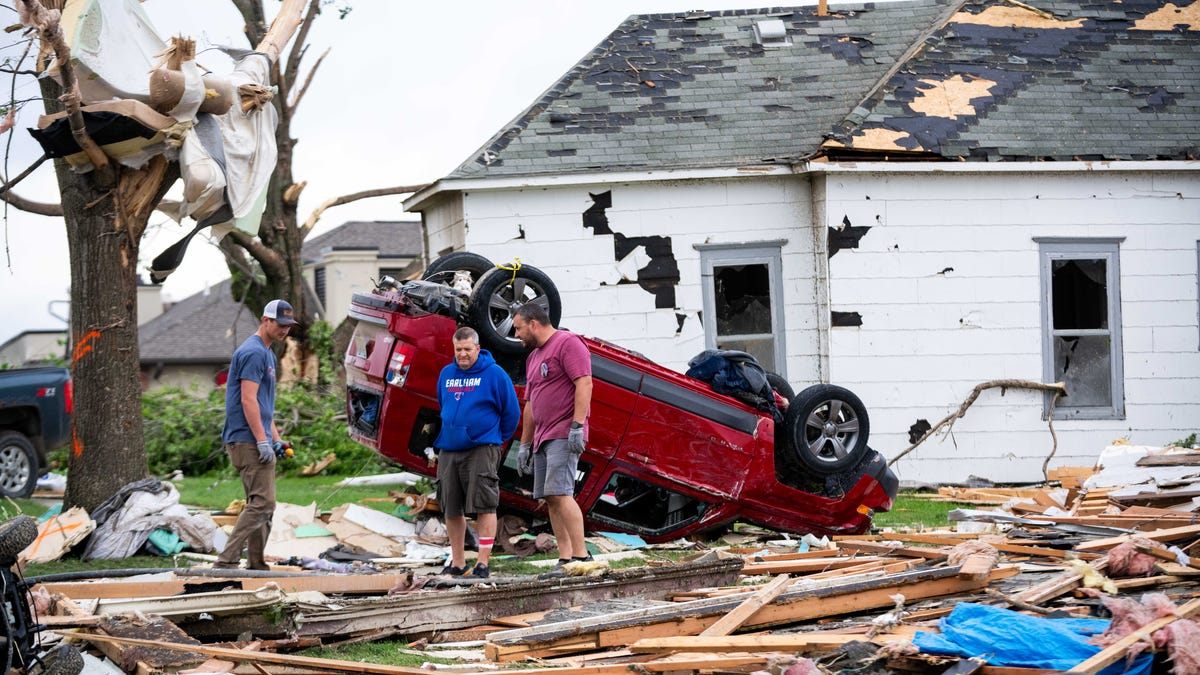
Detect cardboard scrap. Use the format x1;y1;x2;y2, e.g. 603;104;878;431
21;506;95;563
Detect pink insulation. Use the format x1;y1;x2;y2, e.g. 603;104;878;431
1107;537;1168;578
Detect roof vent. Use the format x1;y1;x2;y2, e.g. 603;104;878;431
753;19;791;48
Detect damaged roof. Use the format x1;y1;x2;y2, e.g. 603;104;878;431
826;0;1200;160
448;0;1198;178
450;0;956;178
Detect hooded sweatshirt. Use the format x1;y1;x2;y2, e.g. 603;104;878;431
433;349;520;452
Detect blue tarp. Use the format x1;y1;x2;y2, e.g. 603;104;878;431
913;603;1152;675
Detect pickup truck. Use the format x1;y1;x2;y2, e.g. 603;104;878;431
0;367;72;497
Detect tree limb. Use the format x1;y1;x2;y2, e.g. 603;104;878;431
0;152;48;195
299;184;430;238
17;0;112;185
287;47;327;113
0;189;62;216
888;379;1068;468
255;0;308;64
283;0;321;85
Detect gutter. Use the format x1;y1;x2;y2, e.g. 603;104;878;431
797;159;1200;174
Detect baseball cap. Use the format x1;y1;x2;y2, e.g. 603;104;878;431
263;299;298;325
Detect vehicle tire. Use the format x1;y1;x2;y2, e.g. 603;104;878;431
468;265;562;355
765;372;795;401
784;385;870;475
0;515;37;563
28;644;84;675
422;251;495;287
0;431;39;499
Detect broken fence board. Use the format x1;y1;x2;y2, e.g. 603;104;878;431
1075;524;1200;551
699;574;791;637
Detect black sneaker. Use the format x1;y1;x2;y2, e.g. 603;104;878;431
464;562;490;579
571;555;594;563
441;564;469;575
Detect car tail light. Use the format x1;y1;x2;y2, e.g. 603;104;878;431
387;343;417;388
64;378;73;414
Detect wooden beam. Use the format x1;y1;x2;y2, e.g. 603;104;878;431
741;555;895;574
836;540;948;560
66;633;432;675
36;573;414;599
631;629;922;654
1065;598;1200;674
700;574;791;637
1075;525;1200;551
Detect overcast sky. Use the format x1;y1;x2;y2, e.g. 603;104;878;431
0;0;814;347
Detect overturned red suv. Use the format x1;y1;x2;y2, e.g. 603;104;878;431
344;253;897;542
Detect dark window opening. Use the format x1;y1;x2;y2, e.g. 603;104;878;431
588;472;708;537
1052;259;1107;330
713;264;774;370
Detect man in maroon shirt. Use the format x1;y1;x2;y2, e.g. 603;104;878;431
512;303;593;569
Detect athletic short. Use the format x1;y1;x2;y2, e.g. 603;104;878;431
533;438;579;499
436;444;501;517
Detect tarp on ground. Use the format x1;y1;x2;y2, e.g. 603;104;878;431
913;603;1152;675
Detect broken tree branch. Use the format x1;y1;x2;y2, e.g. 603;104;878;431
254;0;307;64
17;0;112;185
0;154;47;197
888;379;1067;467
299;184;429;238
287;47;328;113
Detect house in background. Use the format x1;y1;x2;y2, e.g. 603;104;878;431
0;330;68;367
137;220;422;391
138;279;259;392
302;220;423;322
403;0;1200;483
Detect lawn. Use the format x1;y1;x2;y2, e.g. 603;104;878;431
874;494;967;530
172;474;413;513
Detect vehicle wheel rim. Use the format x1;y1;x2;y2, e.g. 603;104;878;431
485;278;552;340
0;444;30;492
802;399;861;464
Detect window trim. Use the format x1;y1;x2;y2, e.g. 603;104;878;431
697;243;787;380
1035;238;1125;420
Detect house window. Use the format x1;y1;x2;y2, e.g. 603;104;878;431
697;242;787;377
314;266;326;309
1036;238;1125;419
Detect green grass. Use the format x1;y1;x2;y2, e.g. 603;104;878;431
24;554;189;578
0;499;50;521
173;475;410;513
874;494;967;530
296;640;458;667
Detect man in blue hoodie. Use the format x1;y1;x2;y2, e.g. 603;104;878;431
433;326;520;578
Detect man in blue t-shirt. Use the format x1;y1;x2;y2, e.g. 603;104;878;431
214;299;297;570
432;326;519;579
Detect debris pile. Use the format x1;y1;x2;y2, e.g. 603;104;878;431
16;443;1200;674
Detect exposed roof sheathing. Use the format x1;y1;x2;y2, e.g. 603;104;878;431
446;0;1199;179
827;0;1200;160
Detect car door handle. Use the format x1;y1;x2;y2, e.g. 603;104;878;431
628;452;655;466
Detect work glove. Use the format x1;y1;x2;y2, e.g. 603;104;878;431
567;424;585;454
516;442;533;476
256;440;275;464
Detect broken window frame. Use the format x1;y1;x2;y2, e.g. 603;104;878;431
1036;238;1125;420
696;241;788;379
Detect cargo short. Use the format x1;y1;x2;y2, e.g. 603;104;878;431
533;438;579;499
436;444;501;517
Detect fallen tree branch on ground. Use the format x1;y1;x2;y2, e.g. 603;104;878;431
888;379;1067;475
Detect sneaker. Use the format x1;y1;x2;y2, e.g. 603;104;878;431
441;564;469;576
537;567;568;580
464;562;490;579
571;555;594;563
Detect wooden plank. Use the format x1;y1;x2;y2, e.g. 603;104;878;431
36;573;415;599
631;631;915;653
743;549;844;562
1075;525;1200;551
836;540;948;560
804;559;919;580
700;574;791;637
487;566;1017;661
1137;453;1200;466
67;633;436;675
1134;542;1200;569
740;556;893;575
1065;598;1200;674
989;542;1101;561
957;553;997;580
1016;557;1107;605
641;653;768;672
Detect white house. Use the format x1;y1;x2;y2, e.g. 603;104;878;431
403;0;1200;483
